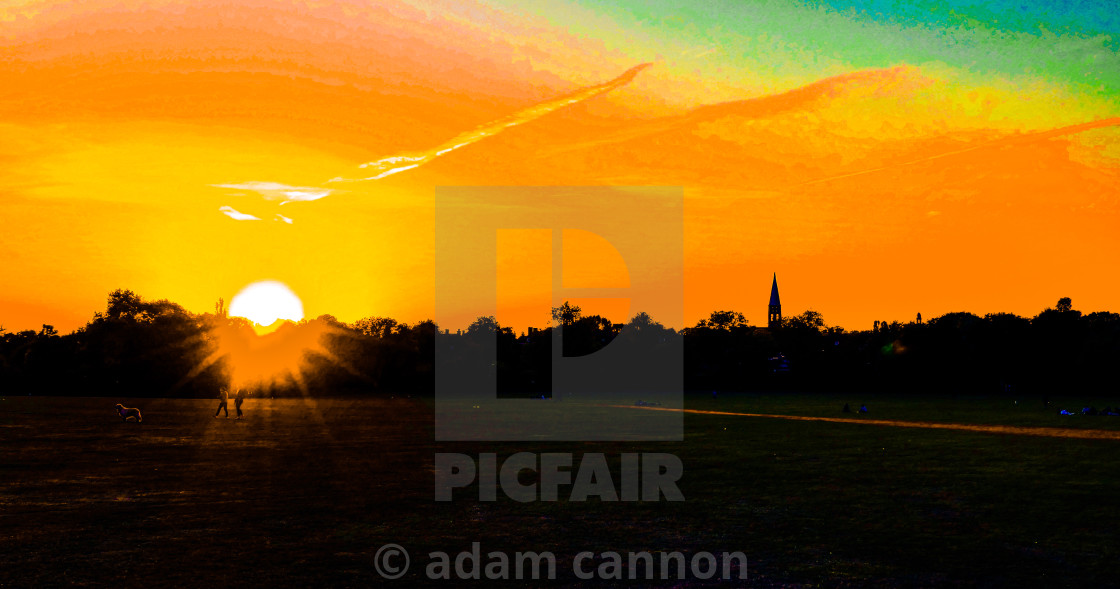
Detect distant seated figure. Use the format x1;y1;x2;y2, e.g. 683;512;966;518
859;404;868;414
842;403;851;413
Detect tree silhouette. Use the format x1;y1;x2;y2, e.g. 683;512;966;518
698;310;749;331
106;289;143;320
551;302;582;327
783;310;826;335
353;316;399;339
467;315;504;338
6;288;1120;398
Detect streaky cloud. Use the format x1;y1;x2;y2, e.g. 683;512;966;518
219;205;262;221
365;163;421;180
216;64;652;222
213;181;333;204
333;63;654;183
685;66;922;122
534;66;926;159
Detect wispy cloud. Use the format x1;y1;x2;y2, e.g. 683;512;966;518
219;205;261;221
332;63;653;183
213;182;333;205
215;64;653;222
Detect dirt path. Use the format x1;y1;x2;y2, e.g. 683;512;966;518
615;405;1120;440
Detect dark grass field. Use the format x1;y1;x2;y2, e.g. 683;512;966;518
3;393;1119;588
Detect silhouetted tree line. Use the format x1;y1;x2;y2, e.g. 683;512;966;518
681;297;1120;395
2;292;1117;398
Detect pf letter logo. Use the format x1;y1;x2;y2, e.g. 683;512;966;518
434;186;683;441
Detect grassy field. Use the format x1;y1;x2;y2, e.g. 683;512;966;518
2;393;1119;587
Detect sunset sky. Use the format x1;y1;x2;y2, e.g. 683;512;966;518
2;0;1118;333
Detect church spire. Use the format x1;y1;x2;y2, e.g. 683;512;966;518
768;273;782;329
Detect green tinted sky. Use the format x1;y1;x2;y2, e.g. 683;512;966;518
490;0;1119;102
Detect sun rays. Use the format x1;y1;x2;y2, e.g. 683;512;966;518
172;314;354;398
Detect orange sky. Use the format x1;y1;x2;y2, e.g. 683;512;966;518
1;0;1118;334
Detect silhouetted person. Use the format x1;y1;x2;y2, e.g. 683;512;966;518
234;388;245;420
215;387;229;418
843;403;851;413
859;404;868;414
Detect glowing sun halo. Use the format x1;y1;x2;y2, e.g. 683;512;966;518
229;281;304;326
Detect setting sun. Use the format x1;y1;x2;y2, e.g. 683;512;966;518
229;281;304;327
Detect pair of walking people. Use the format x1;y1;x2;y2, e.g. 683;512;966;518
215;387;245;419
